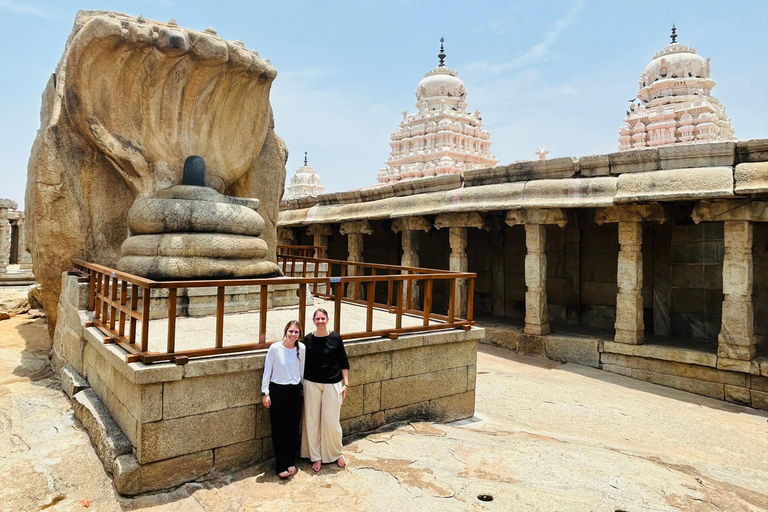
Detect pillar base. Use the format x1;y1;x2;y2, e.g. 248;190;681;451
717;339;756;361
614;329;644;345
524;323;551;336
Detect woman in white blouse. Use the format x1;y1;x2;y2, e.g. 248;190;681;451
261;320;306;478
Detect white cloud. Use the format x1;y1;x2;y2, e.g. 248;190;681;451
0;0;52;18
465;0;585;75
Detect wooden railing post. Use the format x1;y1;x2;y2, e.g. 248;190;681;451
140;288;151;352
129;284;138;344
88;269;96;311
423;279;433;327
298;283;307;336
216;287;225;348
259;284;268;343
334;281;342;334
109;276;118;331
366;281;375;332
467;277;475;322
118;280;128;337
395;279;404;330
167;288;177;353
448;278;456;324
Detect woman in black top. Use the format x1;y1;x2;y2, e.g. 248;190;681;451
300;308;350;472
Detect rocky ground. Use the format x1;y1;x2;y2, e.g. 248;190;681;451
1;312;767;512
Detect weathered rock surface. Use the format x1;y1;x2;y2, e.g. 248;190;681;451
26;10;287;336
3;316;767;510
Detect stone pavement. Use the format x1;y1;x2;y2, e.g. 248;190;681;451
2;313;767;511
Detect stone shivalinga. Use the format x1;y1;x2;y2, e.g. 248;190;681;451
117;156;280;280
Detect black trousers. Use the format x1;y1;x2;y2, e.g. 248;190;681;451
268;382;303;474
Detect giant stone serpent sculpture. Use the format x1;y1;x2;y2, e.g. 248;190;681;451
26;11;288;334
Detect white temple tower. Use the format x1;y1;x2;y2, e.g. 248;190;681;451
284;152;325;200
619;26;735;151
378;39;498;185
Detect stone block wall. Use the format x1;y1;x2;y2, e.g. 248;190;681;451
544;224;567;324
580;221;619;330
503;224;526;319
53;273;480;495
669;223;724;340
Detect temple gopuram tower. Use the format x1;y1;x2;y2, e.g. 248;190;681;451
284;152;325;200
619;26;735;151
378;39;498;184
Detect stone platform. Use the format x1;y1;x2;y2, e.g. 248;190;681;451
52;273;481;495
479;316;768;410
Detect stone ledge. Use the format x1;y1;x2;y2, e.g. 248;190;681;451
113;450;213;496
615;167;734;203
734;162;768;195
61;364;89;398
72;388;133;474
603;341;717;367
736;138;768;163
602;364;726;401
601;352;747;387
658;141;736;169
546;336;600;368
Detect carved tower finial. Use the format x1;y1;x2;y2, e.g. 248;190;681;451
304;151;308;166
438;37;446;67
670;24;677;44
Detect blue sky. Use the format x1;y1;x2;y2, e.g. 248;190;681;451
1;0;766;208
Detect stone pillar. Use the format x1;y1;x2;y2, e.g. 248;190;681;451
449;226;469;316
307;224;332;258
506;208;567;335
0;209;8;274
17;217;32;269
339;221;372;298
276;227;296;248
614;222;644;344
524;224;550;335
718;220;755;360
434;213;484;318
392;217;430;309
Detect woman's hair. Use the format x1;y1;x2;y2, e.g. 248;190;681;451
312;308;329;320
283;320;302;360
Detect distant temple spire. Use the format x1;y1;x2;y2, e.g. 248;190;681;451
304;151;308;166
670;24;677;44
438;37;446;67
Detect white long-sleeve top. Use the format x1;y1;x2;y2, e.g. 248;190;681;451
261;341;306;394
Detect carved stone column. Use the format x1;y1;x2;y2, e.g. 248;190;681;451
614;221;644;344
524;224;549;335
392;217;431;309
0;208;10;274
307;224;332;258
435;213;484;317
718;220;755;360
276;227;296;248
506;208;567;336
595;204;666;345
339;221;372;298
17;216;32;269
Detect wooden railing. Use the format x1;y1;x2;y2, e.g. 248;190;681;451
72;250;475;365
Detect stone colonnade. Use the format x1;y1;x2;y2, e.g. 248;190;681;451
282;198;765;364
339;221;373;298
0;201;32;274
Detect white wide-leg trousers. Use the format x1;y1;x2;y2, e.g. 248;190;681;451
301;380;344;463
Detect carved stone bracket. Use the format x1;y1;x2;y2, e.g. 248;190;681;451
277;227;296;243
340;221;373;236
692;199;768;224
594;203;667;225
505;208;567;227
391;216;431;233
434;212;484;230
306;224;333;236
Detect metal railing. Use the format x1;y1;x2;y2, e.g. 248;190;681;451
72;248;475;365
